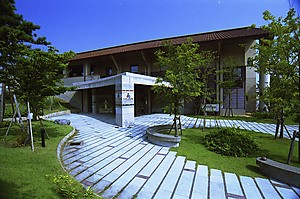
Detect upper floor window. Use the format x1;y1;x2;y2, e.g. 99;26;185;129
106;67;113;76
223;66;245;88
69;65;83;77
130;65;139;73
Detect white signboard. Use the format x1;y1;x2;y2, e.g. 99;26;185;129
204;104;219;112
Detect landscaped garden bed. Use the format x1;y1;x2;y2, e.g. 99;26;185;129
170;127;300;178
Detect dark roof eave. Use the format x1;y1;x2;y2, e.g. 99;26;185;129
70;26;270;61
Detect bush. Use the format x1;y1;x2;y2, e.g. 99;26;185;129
204;128;259;157
47;174;97;199
252;111;275;119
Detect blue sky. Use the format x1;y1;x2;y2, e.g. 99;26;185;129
15;0;298;53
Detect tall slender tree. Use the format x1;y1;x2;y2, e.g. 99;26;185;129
0;0;75;122
253;8;300;161
153;38;215;136
217;56;241;117
0;0;48;122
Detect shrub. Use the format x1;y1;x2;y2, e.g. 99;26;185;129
204;128;259;157
47;174;97;199
252;111;275;119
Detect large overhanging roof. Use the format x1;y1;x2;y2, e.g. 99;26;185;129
71;26;269;61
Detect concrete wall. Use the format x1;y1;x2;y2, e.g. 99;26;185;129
57;91;82;110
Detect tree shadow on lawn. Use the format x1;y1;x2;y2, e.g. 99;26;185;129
0;179;31;199
245;165;265;177
181;131;206;145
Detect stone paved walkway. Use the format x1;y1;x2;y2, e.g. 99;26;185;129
51;113;300;199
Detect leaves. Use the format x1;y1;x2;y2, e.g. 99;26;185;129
0;0;75;119
253;8;300;121
153;38;216;116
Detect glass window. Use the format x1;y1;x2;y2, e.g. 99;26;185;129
106;67;113;76
131;65;138;73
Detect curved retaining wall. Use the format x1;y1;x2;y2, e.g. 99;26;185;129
146;125;181;147
57;127;76;172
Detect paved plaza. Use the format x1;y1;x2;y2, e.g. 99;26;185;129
50;113;300;199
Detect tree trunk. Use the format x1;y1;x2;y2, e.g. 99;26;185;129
8;86;15;121
203;94;207;131
0;83;5;123
275;115;280;139
279;110;284;139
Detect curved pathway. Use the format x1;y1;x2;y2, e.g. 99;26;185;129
51;113;299;199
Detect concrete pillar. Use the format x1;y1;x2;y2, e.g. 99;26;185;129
245;41;257;112
115;75;134;127
83;63;90;81
147;88;151;114
258;72;270;111
91;89;97;114
82;90;89;113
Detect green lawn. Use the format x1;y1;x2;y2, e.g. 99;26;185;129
3;97;72;118
171;128;300;178
0;120;99;199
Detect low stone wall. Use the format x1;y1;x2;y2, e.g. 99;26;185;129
256;157;300;187
146;125;181;147
57;127;76;172
43;110;71;119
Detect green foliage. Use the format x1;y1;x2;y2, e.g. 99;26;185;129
217;56;241;116
153;38;215;116
251;111;275;119
0;0;75;121
204;128;259;157
253;8;300;125
11;47;75;119
47;174;97;199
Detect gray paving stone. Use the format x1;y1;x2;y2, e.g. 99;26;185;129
154;156;185;199
240;176;263;199
191;165;208;199
224;172;244;198
292;186;300;197
209;169;226;199
173;160;196;198
117;177;146;199
255;177;281;199
271;179;300;199
136;151;177;199
102;145;161;198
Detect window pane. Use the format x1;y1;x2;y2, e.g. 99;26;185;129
131;65;138;73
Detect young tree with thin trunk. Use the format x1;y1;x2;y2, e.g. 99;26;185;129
253;8;300;161
217;56;241;117
153;38;215;136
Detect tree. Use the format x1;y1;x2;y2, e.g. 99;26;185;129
253;9;300;161
153;38;215;136
0;0;48;122
193;49;216;129
217;57;241;117
0;0;75;121
12;47;75;120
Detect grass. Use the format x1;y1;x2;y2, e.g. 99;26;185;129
171;128;300;178
3;97;73;118
0;120;99;199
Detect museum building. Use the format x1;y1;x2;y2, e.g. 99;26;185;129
59;26;270;127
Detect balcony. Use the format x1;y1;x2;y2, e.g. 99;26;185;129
62;75;101;87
